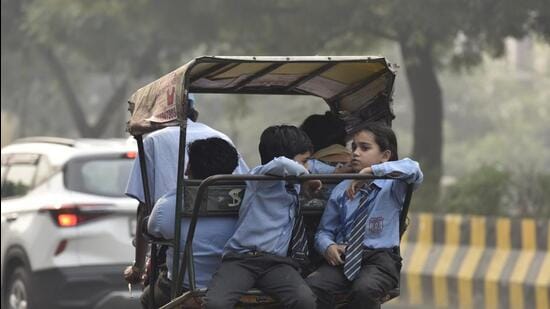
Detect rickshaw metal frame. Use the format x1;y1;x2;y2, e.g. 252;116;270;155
179;174;409;293
126;56;400;307
159;173;413;309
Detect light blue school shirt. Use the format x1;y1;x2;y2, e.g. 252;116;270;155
224;157;309;257
315;158;423;254
308;159;336;174
148;189;238;288
125;122;249;204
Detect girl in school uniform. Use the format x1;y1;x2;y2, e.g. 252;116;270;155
306;123;423;309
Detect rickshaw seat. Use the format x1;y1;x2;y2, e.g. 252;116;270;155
170;288;278;308
173;287;398;308
176;181;402;307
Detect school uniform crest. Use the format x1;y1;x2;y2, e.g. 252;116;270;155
368;217;384;235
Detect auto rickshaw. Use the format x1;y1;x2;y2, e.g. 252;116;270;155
126;56;414;308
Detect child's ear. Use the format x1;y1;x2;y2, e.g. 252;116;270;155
381;150;391;162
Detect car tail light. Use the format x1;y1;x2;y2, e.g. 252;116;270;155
57;214;79;227
40;203;115;227
124;151;137;159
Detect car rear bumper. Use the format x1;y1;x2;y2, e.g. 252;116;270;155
32;264;141;309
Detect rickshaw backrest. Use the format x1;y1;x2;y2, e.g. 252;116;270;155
169;178;414;307
182;181;246;217
181;180;329;218
181;179;413;243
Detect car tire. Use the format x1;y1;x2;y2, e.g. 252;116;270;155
4;267;34;309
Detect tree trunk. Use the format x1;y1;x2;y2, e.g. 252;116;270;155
89;79;128;137
38;42;158;138
399;42;443;210
38;45;95;137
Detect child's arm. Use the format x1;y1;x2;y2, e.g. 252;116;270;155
308;159;336;174
254;156;309;177
370;158;423;201
315;184;346;265
254;156;322;193
308;159;353;174
371;157;423;187
347;158;423;198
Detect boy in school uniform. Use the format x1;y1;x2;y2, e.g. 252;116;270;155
143;137;241;308
205;125;320;309
300;111;352;175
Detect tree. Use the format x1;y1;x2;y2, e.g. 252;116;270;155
366;0;548;207
1;0;228;137
189;0;549;207
2;0;548;207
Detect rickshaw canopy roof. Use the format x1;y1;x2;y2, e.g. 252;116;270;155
127;56;397;136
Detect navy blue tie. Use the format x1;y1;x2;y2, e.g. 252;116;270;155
344;185;373;281
286;184;309;262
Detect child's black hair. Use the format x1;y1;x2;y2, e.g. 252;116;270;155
188;137;238;179
356;122;399;161
259;125;313;165
300;112;347;152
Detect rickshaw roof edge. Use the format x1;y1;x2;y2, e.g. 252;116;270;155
126;56;397;136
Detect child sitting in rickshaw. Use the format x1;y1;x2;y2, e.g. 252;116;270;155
300;111;353;175
144;137;240;308
205;125;321;309
306;123;423;309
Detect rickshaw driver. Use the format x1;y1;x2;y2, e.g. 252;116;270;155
125;94;249;204
123;94;249;288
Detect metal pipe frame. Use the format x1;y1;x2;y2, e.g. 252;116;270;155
174;173;412;293
135;135;158;304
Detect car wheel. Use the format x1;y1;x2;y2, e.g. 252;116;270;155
5;267;33;309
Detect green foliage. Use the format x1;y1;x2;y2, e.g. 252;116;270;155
535;173;550;217
437;48;550;218
442;47;550;177
436;164;550;218
506;166;550;218
1;1;548;216
442;165;510;216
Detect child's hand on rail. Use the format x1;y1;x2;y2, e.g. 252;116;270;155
346;167;373;199
303;179;322;197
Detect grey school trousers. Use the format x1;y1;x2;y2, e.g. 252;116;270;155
204;252;316;309
306;248;401;309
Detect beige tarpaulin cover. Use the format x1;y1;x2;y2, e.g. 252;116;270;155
127;56;397;136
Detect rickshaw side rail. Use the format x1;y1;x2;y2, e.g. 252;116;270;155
177;173;408;293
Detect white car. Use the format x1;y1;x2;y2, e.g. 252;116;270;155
1;137;141;309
